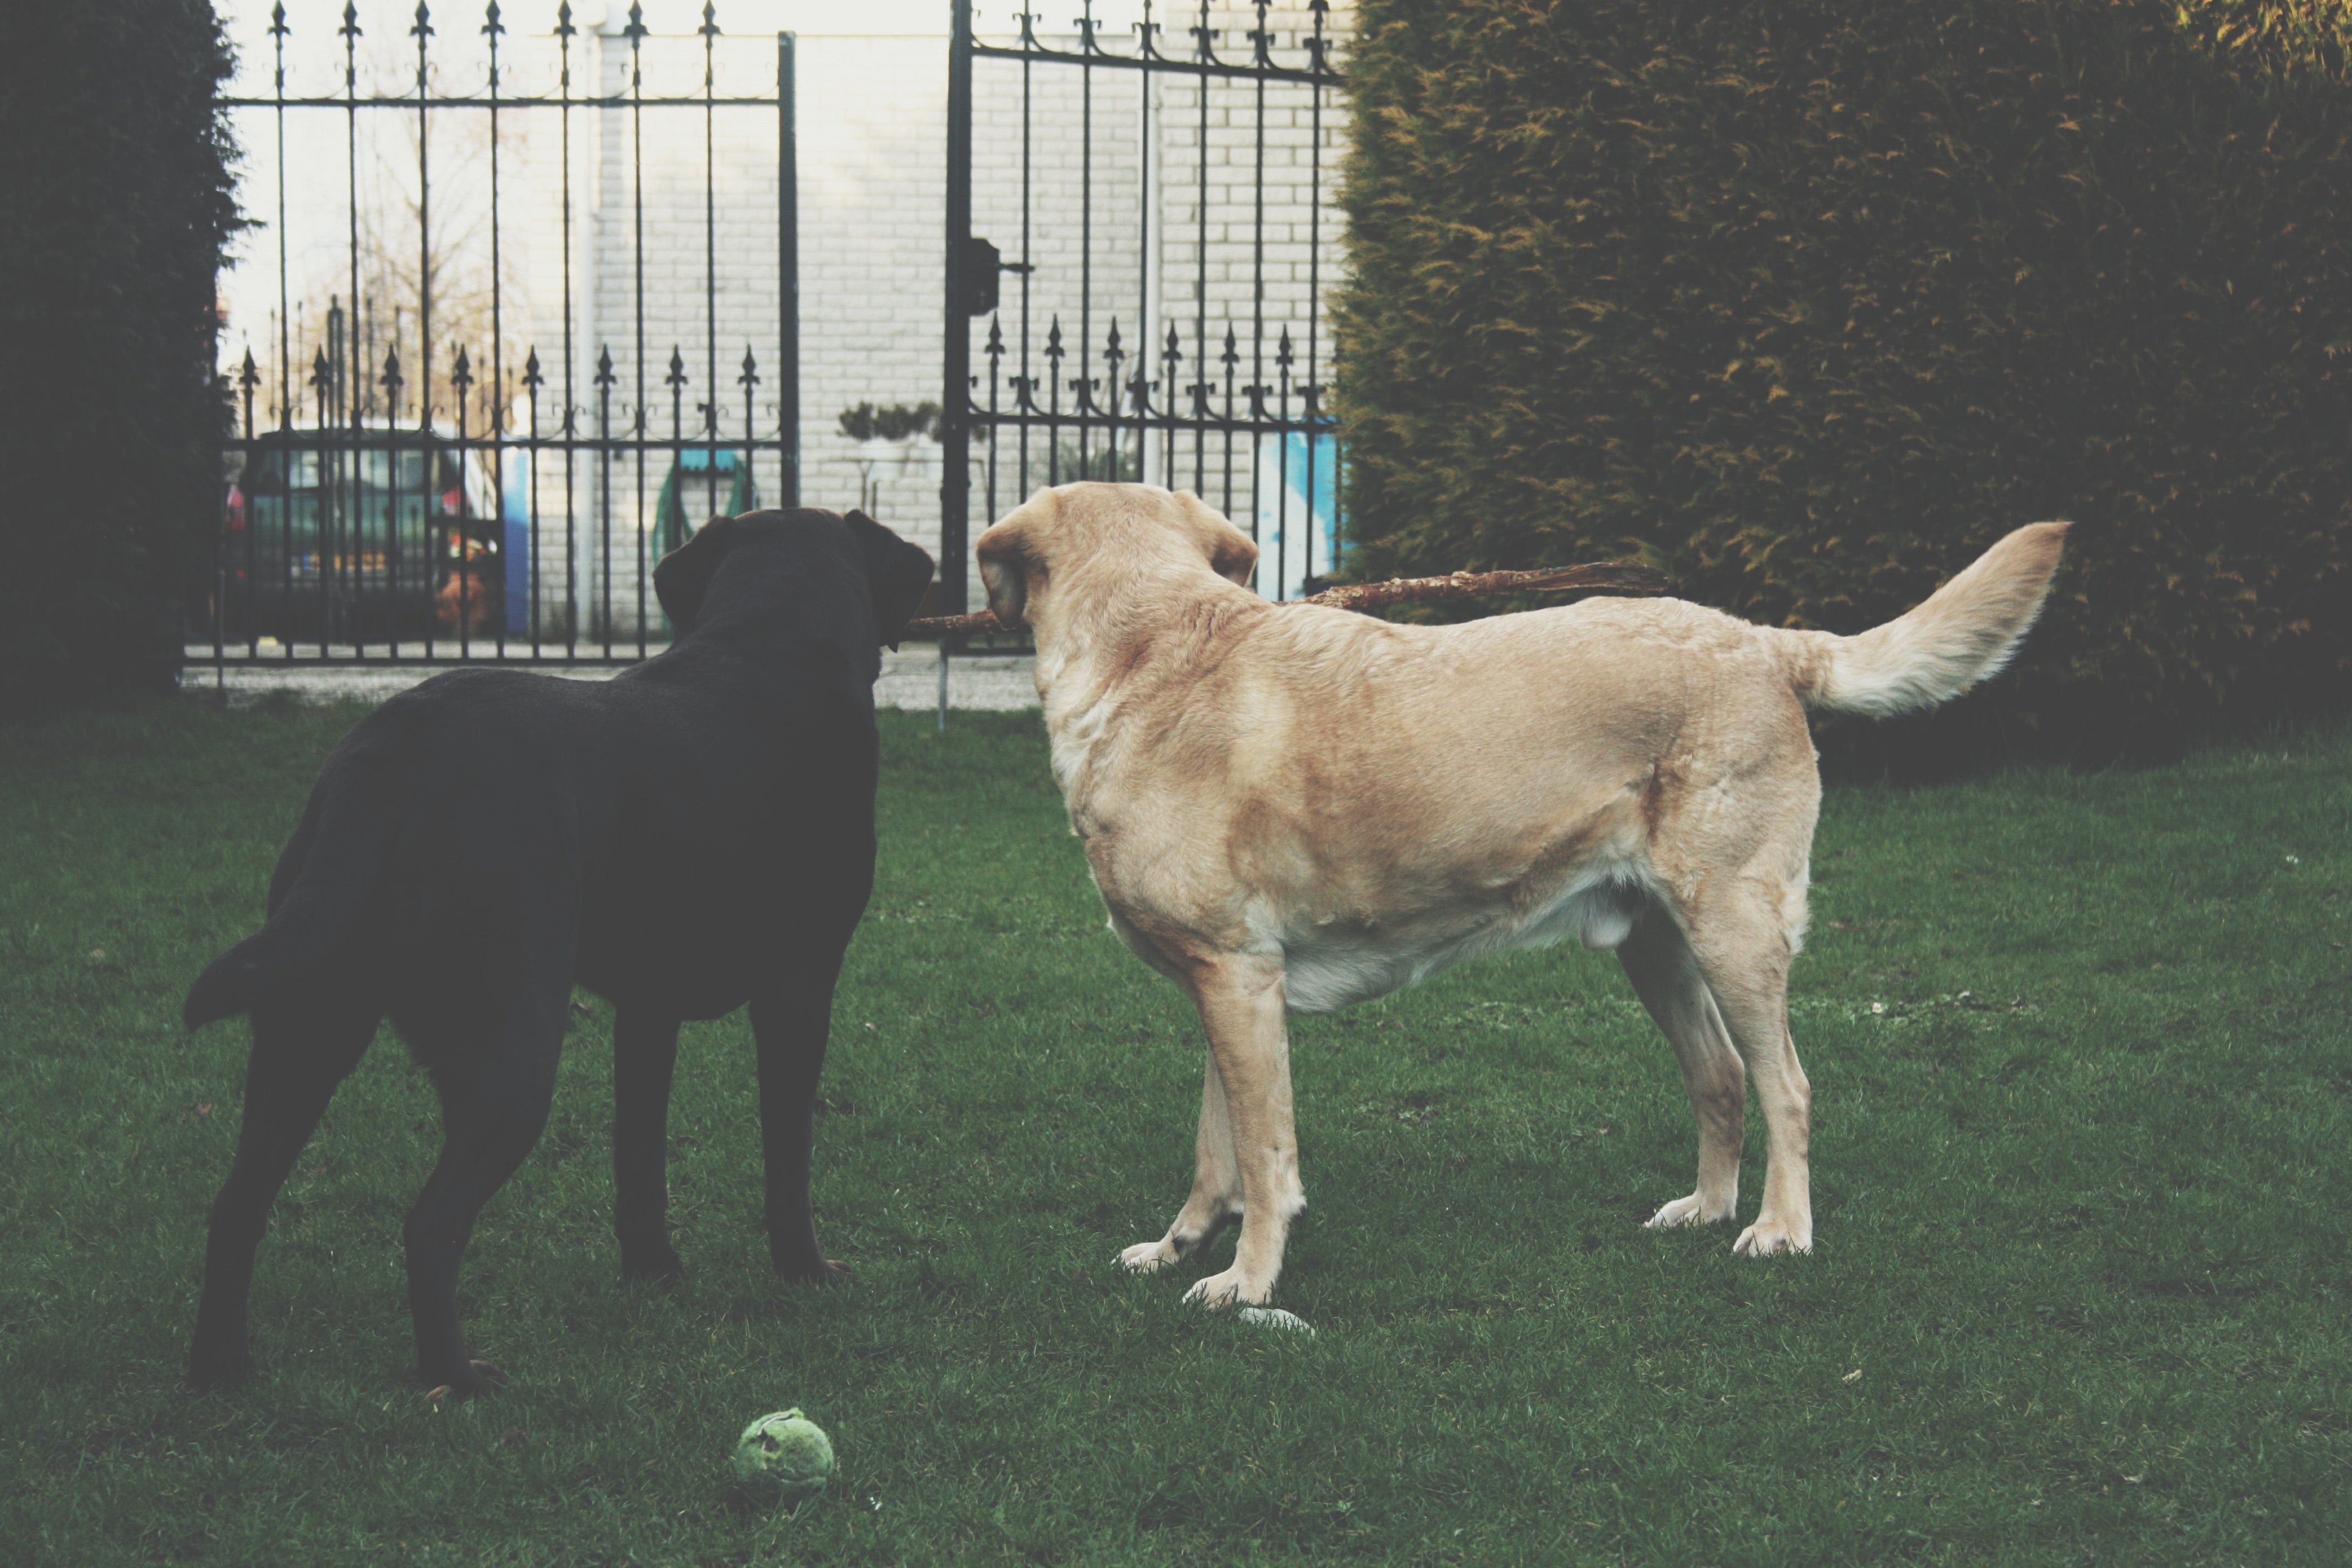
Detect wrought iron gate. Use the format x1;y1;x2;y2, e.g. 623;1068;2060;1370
203;2;797;671
941;0;1347;624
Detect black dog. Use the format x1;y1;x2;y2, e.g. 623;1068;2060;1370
183;508;934;1398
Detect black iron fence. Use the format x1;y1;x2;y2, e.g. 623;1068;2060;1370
943;0;1347;623
202;2;798;668
203;3;1345;683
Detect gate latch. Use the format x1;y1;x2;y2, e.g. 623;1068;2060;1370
962;236;1032;317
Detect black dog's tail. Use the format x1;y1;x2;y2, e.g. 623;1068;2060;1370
183;776;404;1032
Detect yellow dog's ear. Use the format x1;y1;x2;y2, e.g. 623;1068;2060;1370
1174;490;1259;588
976;541;1027;628
1211;529;1259;589
974;490;1054;628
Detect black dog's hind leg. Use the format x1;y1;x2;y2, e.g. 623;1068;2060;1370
750;962;852;1283
190;988;379;1390
612;1009;685;1282
399;987;567;1399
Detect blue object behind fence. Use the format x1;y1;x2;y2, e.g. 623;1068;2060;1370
1255;431;1342;599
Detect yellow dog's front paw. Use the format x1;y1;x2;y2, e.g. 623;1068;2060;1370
1182;1268;1272;1309
1643;1193;1733;1231
1732;1218;1812;1256
1118;1239;1179;1273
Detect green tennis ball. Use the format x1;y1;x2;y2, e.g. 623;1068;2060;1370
732;1408;834;1502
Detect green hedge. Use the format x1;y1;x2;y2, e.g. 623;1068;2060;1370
0;1;238;710
1335;0;2352;760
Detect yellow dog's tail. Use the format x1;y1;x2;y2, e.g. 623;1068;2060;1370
1776;521;2070;718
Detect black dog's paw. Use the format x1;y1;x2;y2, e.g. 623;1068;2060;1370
423;1359;506;1405
188;1342;255;1392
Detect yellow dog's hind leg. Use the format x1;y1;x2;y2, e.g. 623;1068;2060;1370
1618;910;1746;1233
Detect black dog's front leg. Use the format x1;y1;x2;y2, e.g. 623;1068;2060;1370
612;1008;685;1282
749;967;852;1283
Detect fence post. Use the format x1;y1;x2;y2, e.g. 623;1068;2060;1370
941;0;973;620
779;30;799;509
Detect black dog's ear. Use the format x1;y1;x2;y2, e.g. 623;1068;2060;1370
654;514;737;633
843;509;936;649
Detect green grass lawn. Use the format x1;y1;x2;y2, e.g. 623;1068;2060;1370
3;697;2348;1566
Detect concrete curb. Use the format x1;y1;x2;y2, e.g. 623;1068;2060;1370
178;649;1039;714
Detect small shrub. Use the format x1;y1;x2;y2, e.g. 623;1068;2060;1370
838;401;943;444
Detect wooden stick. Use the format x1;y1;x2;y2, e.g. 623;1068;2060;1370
902;608;1030;638
900;559;1669;640
1291;560;1670;613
